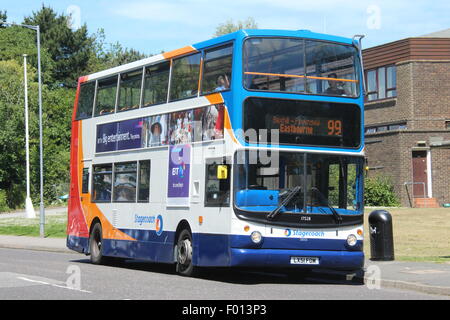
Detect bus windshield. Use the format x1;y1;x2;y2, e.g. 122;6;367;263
234;151;363;216
243;37;360;97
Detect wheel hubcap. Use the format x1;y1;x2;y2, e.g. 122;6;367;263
177;239;192;266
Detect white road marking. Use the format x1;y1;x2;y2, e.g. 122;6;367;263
16;275;92;294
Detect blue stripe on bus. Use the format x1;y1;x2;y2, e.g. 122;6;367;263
67;232;363;268
229;248;364;269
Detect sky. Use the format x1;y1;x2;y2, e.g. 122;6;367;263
2;0;449;55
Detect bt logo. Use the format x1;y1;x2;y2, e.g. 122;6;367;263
171;164;185;178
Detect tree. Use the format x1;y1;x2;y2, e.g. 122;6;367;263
88;29;148;71
0;26;55;79
23;5;96;88
213;17;258;37
0;6;149;210
0;60;28;208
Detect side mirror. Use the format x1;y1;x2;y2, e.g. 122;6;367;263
217;165;228;180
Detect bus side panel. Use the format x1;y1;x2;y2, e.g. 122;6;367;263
194;233;231;267
113;229;175;263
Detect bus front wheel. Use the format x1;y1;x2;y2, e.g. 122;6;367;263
175;229;197;277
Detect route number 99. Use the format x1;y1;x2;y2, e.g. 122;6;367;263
327;120;342;136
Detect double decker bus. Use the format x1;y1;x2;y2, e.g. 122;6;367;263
67;29;366;276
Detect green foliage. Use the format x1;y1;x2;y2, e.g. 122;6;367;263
0;26;55;82
213;17;258;37
0;60;28;208
23;5;96;88
0;5;151;211
90;29;148;71
0;190;9;212
364;175;400;207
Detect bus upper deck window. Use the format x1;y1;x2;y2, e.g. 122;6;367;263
169;53;201;102
76;82;95;120
143;62;170;107
117;70;142;112
202;44;233;94
95;76;118;116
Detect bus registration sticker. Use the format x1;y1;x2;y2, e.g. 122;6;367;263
290;257;319;265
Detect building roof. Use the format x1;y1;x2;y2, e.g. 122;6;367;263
420;28;450;38
362;30;450;70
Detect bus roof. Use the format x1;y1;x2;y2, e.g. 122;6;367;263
79;29;356;83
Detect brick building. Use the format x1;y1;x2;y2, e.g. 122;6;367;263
362;29;450;207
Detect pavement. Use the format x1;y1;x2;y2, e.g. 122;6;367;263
0;234;449;297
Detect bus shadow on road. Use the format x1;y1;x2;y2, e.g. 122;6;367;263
196;268;365;286
71;258;364;286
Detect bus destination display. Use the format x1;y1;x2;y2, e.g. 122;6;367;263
269;115;343;137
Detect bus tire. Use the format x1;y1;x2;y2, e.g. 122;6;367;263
175;229;197;277
89;222;106;265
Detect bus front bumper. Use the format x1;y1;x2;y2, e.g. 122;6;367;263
229;248;364;270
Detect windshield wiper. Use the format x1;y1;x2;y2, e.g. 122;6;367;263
309;187;342;224
267;186;302;220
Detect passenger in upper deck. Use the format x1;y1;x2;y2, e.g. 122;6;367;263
214;74;230;92
324;73;350;96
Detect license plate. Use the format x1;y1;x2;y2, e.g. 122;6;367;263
290;256;319;265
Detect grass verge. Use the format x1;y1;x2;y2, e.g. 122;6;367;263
364;207;450;264
0;213;66;238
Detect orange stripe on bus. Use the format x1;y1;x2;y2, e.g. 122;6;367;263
224;107;238;144
205;92;224;105
162;46;197;59
244;71;358;83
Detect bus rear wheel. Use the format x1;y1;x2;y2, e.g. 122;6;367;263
89;223;106;265
175;229;197;277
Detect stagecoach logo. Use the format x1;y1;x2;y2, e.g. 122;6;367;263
155;215;163;236
134;214;163;235
284;229;326;238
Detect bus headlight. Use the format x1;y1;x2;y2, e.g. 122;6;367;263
250;231;262;244
347;234;357;247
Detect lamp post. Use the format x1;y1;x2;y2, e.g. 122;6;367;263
1;21;45;236
23;54;35;219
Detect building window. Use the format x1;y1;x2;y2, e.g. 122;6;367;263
445;120;450;129
365;65;396;101
365;122;406;135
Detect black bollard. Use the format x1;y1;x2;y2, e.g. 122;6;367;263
369;210;395;261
